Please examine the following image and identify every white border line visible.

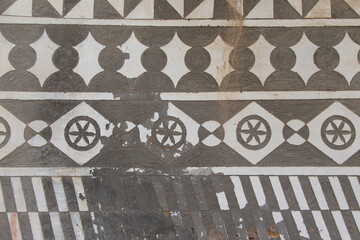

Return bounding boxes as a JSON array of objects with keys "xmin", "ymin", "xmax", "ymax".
[
  {"xmin": 1, "ymin": 16, "xmax": 360, "ymax": 27},
  {"xmin": 1, "ymin": 91, "xmax": 360, "ymax": 101},
  {"xmin": 0, "ymin": 167, "xmax": 359, "ymax": 176},
  {"xmin": 185, "ymin": 167, "xmax": 360, "ymax": 176},
  {"xmin": 0, "ymin": 167, "xmax": 95, "ymax": 176},
  {"xmin": 0, "ymin": 16, "xmax": 239, "ymax": 27}
]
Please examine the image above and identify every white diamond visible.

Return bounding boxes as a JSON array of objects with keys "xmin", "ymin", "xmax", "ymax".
[
  {"xmin": 307, "ymin": 102, "xmax": 360, "ymax": 165},
  {"xmin": 223, "ymin": 102, "xmax": 285, "ymax": 165},
  {"xmin": 161, "ymin": 33, "xmax": 191, "ymax": 87},
  {"xmin": 0, "ymin": 105, "xmax": 26, "ymax": 160},
  {"xmin": 204, "ymin": 35, "xmax": 234, "ymax": 86},
  {"xmin": 73, "ymin": 32, "xmax": 104, "ymax": 85},
  {"xmin": 334, "ymin": 33, "xmax": 360, "ymax": 85},
  {"xmin": 0, "ymin": 32, "xmax": 14, "ymax": 78},
  {"xmin": 249, "ymin": 35, "xmax": 275, "ymax": 85},
  {"xmin": 291, "ymin": 33, "xmax": 319, "ymax": 85},
  {"xmin": 50, "ymin": 102, "xmax": 113, "ymax": 165},
  {"xmin": 118, "ymin": 32, "xmax": 147, "ymax": 78},
  {"xmin": 29, "ymin": 30, "xmax": 59, "ymax": 86}
]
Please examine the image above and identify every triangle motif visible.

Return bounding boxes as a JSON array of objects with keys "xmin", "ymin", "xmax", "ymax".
[
  {"xmin": 245, "ymin": 0, "xmax": 273, "ymax": 18},
  {"xmin": 33, "ymin": 0, "xmax": 62, "ymax": 17},
  {"xmin": 288, "ymin": 0, "xmax": 302, "ymax": 15},
  {"xmin": 108, "ymin": 0, "xmax": 125, "ymax": 16},
  {"xmin": 126, "ymin": 0, "xmax": 154, "ymax": 19},
  {"xmin": 167, "ymin": 0, "xmax": 184, "ymax": 17},
  {"xmin": 186, "ymin": 0, "xmax": 215, "ymax": 19},
  {"xmin": 48, "ymin": 0, "xmax": 63, "ymax": 15},
  {"xmin": 3, "ymin": 0, "xmax": 32, "ymax": 16},
  {"xmin": 0, "ymin": 0, "xmax": 16, "ymax": 15},
  {"xmin": 65, "ymin": 0, "xmax": 94, "ymax": 18},
  {"xmin": 344, "ymin": 0, "xmax": 360, "ymax": 15},
  {"xmin": 305, "ymin": 0, "xmax": 331, "ymax": 18}
]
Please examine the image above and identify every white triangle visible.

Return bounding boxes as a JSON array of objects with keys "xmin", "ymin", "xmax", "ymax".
[
  {"xmin": 186, "ymin": 0, "xmax": 214, "ymax": 19},
  {"xmin": 306, "ymin": 0, "xmax": 331, "ymax": 18},
  {"xmin": 126, "ymin": 0, "xmax": 154, "ymax": 19},
  {"xmin": 48, "ymin": 0, "xmax": 63, "ymax": 15},
  {"xmin": 3, "ymin": 0, "xmax": 32, "ymax": 16},
  {"xmin": 107, "ymin": 0, "xmax": 125, "ymax": 16},
  {"xmin": 344, "ymin": 0, "xmax": 360, "ymax": 15},
  {"xmin": 246, "ymin": 0, "xmax": 273, "ymax": 19},
  {"xmin": 167, "ymin": 0, "xmax": 184, "ymax": 17},
  {"xmin": 288, "ymin": 0, "xmax": 302, "ymax": 15},
  {"xmin": 226, "ymin": 0, "xmax": 242, "ymax": 15},
  {"xmin": 65, "ymin": 0, "xmax": 94, "ymax": 18}
]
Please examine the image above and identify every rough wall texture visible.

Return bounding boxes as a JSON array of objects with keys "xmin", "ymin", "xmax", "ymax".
[{"xmin": 0, "ymin": 0, "xmax": 360, "ymax": 239}]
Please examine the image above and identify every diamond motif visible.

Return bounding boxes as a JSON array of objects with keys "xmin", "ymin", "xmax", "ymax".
[
  {"xmin": 204, "ymin": 35, "xmax": 234, "ymax": 86},
  {"xmin": 334, "ymin": 33, "xmax": 360, "ymax": 84},
  {"xmin": 118, "ymin": 32, "xmax": 147, "ymax": 78},
  {"xmin": 290, "ymin": 33, "xmax": 319, "ymax": 85},
  {"xmin": 223, "ymin": 102, "xmax": 285, "ymax": 164},
  {"xmin": 161, "ymin": 33, "xmax": 191, "ymax": 87},
  {"xmin": 249, "ymin": 35, "xmax": 275, "ymax": 85},
  {"xmin": 138, "ymin": 103, "xmax": 200, "ymax": 164},
  {"xmin": 0, "ymin": 31, "xmax": 14, "ymax": 78},
  {"xmin": 0, "ymin": 105, "xmax": 26, "ymax": 160},
  {"xmin": 50, "ymin": 102, "xmax": 113, "ymax": 165},
  {"xmin": 308, "ymin": 102, "xmax": 360, "ymax": 164},
  {"xmin": 73, "ymin": 32, "xmax": 104, "ymax": 85},
  {"xmin": 29, "ymin": 30, "xmax": 59, "ymax": 86}
]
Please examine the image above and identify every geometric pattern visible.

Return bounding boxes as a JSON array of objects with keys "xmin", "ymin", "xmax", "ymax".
[
  {"xmin": 1, "ymin": 26, "xmax": 360, "ymax": 92},
  {"xmin": 1, "ymin": 100, "xmax": 360, "ymax": 166},
  {"xmin": 50, "ymin": 102, "xmax": 113, "ymax": 165},
  {"xmin": 3, "ymin": 0, "xmax": 360, "ymax": 19},
  {"xmin": 0, "ymin": 173, "xmax": 360, "ymax": 239},
  {"xmin": 308, "ymin": 102, "xmax": 360, "ymax": 164},
  {"xmin": 2, "ymin": 0, "xmax": 360, "ymax": 237}
]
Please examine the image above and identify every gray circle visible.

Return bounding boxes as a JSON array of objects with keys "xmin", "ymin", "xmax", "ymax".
[
  {"xmin": 9, "ymin": 45, "xmax": 37, "ymax": 70},
  {"xmin": 185, "ymin": 47, "xmax": 211, "ymax": 72},
  {"xmin": 152, "ymin": 116, "xmax": 186, "ymax": 149},
  {"xmin": 229, "ymin": 47, "xmax": 255, "ymax": 71},
  {"xmin": 314, "ymin": 47, "xmax": 339, "ymax": 70},
  {"xmin": 52, "ymin": 46, "xmax": 79, "ymax": 70},
  {"xmin": 236, "ymin": 115, "xmax": 271, "ymax": 150},
  {"xmin": 141, "ymin": 47, "xmax": 167, "ymax": 72},
  {"xmin": 99, "ymin": 46, "xmax": 126, "ymax": 71},
  {"xmin": 64, "ymin": 116, "xmax": 100, "ymax": 151},
  {"xmin": 270, "ymin": 47, "xmax": 296, "ymax": 71},
  {"xmin": 321, "ymin": 115, "xmax": 355, "ymax": 150}
]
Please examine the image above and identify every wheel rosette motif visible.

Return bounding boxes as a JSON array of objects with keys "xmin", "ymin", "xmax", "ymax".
[
  {"xmin": 321, "ymin": 115, "xmax": 355, "ymax": 150},
  {"xmin": 64, "ymin": 116, "xmax": 100, "ymax": 151},
  {"xmin": 152, "ymin": 116, "xmax": 186, "ymax": 149},
  {"xmin": 236, "ymin": 115, "xmax": 271, "ymax": 150},
  {"xmin": 0, "ymin": 117, "xmax": 10, "ymax": 149}
]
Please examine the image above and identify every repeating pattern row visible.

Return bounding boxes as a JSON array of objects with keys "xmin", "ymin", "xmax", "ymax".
[
  {"xmin": 2, "ymin": 0, "xmax": 360, "ymax": 19},
  {"xmin": 1, "ymin": 100, "xmax": 360, "ymax": 166},
  {"xmin": 1, "ymin": 174, "xmax": 360, "ymax": 239},
  {"xmin": 1, "ymin": 26, "xmax": 360, "ymax": 92},
  {"xmin": 4, "ymin": 210, "xmax": 360, "ymax": 239}
]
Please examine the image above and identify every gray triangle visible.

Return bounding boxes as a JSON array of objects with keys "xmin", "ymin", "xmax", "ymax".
[
  {"xmin": 303, "ymin": 0, "xmax": 319, "ymax": 16},
  {"xmin": 0, "ymin": 0, "xmax": 16, "ymax": 14}
]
